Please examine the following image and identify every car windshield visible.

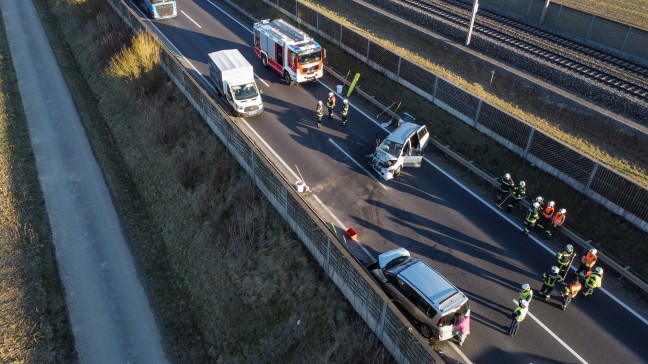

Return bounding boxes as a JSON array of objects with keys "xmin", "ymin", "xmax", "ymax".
[
  {"xmin": 298, "ymin": 50, "xmax": 321, "ymax": 65},
  {"xmin": 231, "ymin": 83, "xmax": 258, "ymax": 100},
  {"xmin": 379, "ymin": 140, "xmax": 403, "ymax": 158}
]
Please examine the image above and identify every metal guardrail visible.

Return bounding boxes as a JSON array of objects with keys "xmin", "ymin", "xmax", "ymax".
[{"xmin": 326, "ymin": 66, "xmax": 648, "ymax": 296}]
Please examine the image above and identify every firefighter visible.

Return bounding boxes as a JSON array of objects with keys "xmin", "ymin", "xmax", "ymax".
[
  {"xmin": 508, "ymin": 299, "xmax": 528, "ymax": 337},
  {"xmin": 316, "ymin": 100, "xmax": 324, "ymax": 128},
  {"xmin": 561, "ymin": 276, "xmax": 582, "ymax": 310},
  {"xmin": 556, "ymin": 244, "xmax": 575, "ymax": 278},
  {"xmin": 340, "ymin": 99, "xmax": 349, "ymax": 126},
  {"xmin": 546, "ymin": 208, "xmax": 566, "ymax": 237},
  {"xmin": 539, "ymin": 266, "xmax": 563, "ymax": 300},
  {"xmin": 523, "ymin": 202, "xmax": 540, "ymax": 235},
  {"xmin": 507, "ymin": 181, "xmax": 526, "ymax": 212},
  {"xmin": 496, "ymin": 173, "xmax": 515, "ymax": 204},
  {"xmin": 575, "ymin": 248, "xmax": 598, "ymax": 277},
  {"xmin": 327, "ymin": 92, "xmax": 336, "ymax": 118},
  {"xmin": 582, "ymin": 267, "xmax": 604, "ymax": 299},
  {"xmin": 538, "ymin": 201, "xmax": 555, "ymax": 231},
  {"xmin": 534, "ymin": 196, "xmax": 545, "ymax": 209},
  {"xmin": 519, "ymin": 283, "xmax": 533, "ymax": 306}
]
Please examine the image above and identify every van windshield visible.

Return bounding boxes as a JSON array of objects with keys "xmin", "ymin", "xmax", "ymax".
[
  {"xmin": 379, "ymin": 140, "xmax": 403, "ymax": 158},
  {"xmin": 231, "ymin": 83, "xmax": 259, "ymax": 100}
]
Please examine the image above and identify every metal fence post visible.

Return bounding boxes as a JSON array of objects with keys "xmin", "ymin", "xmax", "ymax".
[
  {"xmin": 621, "ymin": 26, "xmax": 632, "ymax": 52},
  {"xmin": 432, "ymin": 77, "xmax": 439, "ymax": 101},
  {"xmin": 473, "ymin": 99, "xmax": 483, "ymax": 127},
  {"xmin": 396, "ymin": 57, "xmax": 402, "ymax": 81},
  {"xmin": 523, "ymin": 128, "xmax": 535, "ymax": 158},
  {"xmin": 583, "ymin": 164, "xmax": 599, "ymax": 192},
  {"xmin": 585, "ymin": 15, "xmax": 595, "ymax": 40}
]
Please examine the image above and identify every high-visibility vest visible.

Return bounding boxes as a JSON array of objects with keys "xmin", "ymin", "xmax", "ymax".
[
  {"xmin": 519, "ymin": 289, "xmax": 532, "ymax": 303},
  {"xmin": 316, "ymin": 104, "xmax": 323, "ymax": 117},
  {"xmin": 341, "ymin": 104, "xmax": 349, "ymax": 116},
  {"xmin": 542, "ymin": 206, "xmax": 555, "ymax": 219},
  {"xmin": 525, "ymin": 208, "xmax": 538, "ymax": 223},
  {"xmin": 581, "ymin": 252, "xmax": 597, "ymax": 267},
  {"xmin": 556, "ymin": 251, "xmax": 575, "ymax": 266},
  {"xmin": 562, "ymin": 281, "xmax": 582, "ymax": 298},
  {"xmin": 542, "ymin": 272, "xmax": 562, "ymax": 287},
  {"xmin": 585, "ymin": 273, "xmax": 602, "ymax": 288},
  {"xmin": 552, "ymin": 212, "xmax": 566, "ymax": 227},
  {"xmin": 327, "ymin": 95, "xmax": 336, "ymax": 108},
  {"xmin": 513, "ymin": 306, "xmax": 528, "ymax": 322}
]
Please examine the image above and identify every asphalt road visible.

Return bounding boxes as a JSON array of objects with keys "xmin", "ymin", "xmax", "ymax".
[
  {"xmin": 1, "ymin": 0, "xmax": 167, "ymax": 362},
  {"xmin": 137, "ymin": 1, "xmax": 648, "ymax": 363}
]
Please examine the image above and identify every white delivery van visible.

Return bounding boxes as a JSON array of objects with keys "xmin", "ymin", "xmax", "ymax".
[
  {"xmin": 371, "ymin": 118, "xmax": 430, "ymax": 180},
  {"xmin": 208, "ymin": 49, "xmax": 264, "ymax": 117}
]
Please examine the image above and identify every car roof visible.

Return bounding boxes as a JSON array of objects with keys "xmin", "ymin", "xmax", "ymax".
[
  {"xmin": 385, "ymin": 122, "xmax": 420, "ymax": 143},
  {"xmin": 399, "ymin": 261, "xmax": 466, "ymax": 311}
]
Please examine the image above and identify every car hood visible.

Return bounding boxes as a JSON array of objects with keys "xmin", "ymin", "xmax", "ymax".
[{"xmin": 378, "ymin": 247, "xmax": 410, "ymax": 268}]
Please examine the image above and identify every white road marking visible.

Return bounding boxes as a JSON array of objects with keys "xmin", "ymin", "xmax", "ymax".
[
  {"xmin": 240, "ymin": 119, "xmax": 301, "ymax": 182},
  {"xmin": 255, "ymin": 74, "xmax": 269, "ymax": 87},
  {"xmin": 511, "ymin": 300, "xmax": 588, "ymax": 364},
  {"xmin": 328, "ymin": 139, "xmax": 388, "ymax": 190},
  {"xmin": 448, "ymin": 341, "xmax": 474, "ymax": 364},
  {"xmin": 181, "ymin": 10, "xmax": 202, "ymax": 28}
]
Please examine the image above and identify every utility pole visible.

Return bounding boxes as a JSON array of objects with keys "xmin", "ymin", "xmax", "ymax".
[{"xmin": 466, "ymin": 0, "xmax": 480, "ymax": 46}]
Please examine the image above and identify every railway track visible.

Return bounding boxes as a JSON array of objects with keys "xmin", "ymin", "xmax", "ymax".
[{"xmin": 393, "ymin": 0, "xmax": 648, "ymax": 103}]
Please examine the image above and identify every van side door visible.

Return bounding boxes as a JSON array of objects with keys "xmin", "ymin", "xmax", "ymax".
[{"xmin": 402, "ymin": 126, "xmax": 429, "ymax": 167}]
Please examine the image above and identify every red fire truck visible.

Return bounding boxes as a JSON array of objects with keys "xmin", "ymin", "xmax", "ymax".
[{"xmin": 253, "ymin": 19, "xmax": 324, "ymax": 85}]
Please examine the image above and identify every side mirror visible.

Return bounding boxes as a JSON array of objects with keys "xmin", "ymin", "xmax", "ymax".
[{"xmin": 323, "ymin": 48, "xmax": 327, "ymax": 60}]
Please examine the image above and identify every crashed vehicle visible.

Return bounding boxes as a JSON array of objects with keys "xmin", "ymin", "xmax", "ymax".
[
  {"xmin": 367, "ymin": 248, "xmax": 470, "ymax": 340},
  {"xmin": 371, "ymin": 117, "xmax": 430, "ymax": 180}
]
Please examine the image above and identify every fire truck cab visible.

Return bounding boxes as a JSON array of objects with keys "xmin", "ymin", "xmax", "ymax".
[{"xmin": 253, "ymin": 19, "xmax": 324, "ymax": 85}]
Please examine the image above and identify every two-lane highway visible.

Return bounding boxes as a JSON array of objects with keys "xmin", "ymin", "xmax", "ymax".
[{"xmin": 134, "ymin": 0, "xmax": 648, "ymax": 362}]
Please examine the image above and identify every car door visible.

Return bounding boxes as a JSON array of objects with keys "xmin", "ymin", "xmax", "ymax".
[{"xmin": 402, "ymin": 126, "xmax": 429, "ymax": 167}]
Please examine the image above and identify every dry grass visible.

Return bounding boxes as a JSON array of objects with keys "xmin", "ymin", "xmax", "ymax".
[
  {"xmin": 556, "ymin": 0, "xmax": 648, "ymax": 30},
  {"xmin": 38, "ymin": 0, "xmax": 394, "ymax": 362},
  {"xmin": 107, "ymin": 31, "xmax": 163, "ymax": 93},
  {"xmin": 0, "ymin": 13, "xmax": 74, "ymax": 363}
]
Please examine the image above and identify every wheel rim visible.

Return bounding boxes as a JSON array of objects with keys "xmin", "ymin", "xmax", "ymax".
[
  {"xmin": 262, "ymin": 56, "xmax": 267, "ymax": 67},
  {"xmin": 284, "ymin": 72, "xmax": 291, "ymax": 84},
  {"xmin": 420, "ymin": 324, "xmax": 432, "ymax": 338}
]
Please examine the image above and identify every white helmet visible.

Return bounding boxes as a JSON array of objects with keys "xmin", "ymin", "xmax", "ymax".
[
  {"xmin": 565, "ymin": 244, "xmax": 573, "ymax": 252},
  {"xmin": 519, "ymin": 181, "xmax": 525, "ymax": 187},
  {"xmin": 559, "ymin": 209, "xmax": 566, "ymax": 214},
  {"xmin": 551, "ymin": 266, "xmax": 559, "ymax": 274},
  {"xmin": 548, "ymin": 201, "xmax": 555, "ymax": 207},
  {"xmin": 532, "ymin": 202, "xmax": 540, "ymax": 209},
  {"xmin": 535, "ymin": 196, "xmax": 543, "ymax": 203},
  {"xmin": 595, "ymin": 267, "xmax": 603, "ymax": 275},
  {"xmin": 520, "ymin": 299, "xmax": 528, "ymax": 308},
  {"xmin": 504, "ymin": 173, "xmax": 511, "ymax": 180},
  {"xmin": 343, "ymin": 99, "xmax": 349, "ymax": 104},
  {"xmin": 521, "ymin": 283, "xmax": 530, "ymax": 291},
  {"xmin": 318, "ymin": 100, "xmax": 323, "ymax": 106},
  {"xmin": 590, "ymin": 248, "xmax": 597, "ymax": 255},
  {"xmin": 328, "ymin": 92, "xmax": 333, "ymax": 97}
]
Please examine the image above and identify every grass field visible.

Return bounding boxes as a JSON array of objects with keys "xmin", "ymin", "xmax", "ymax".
[
  {"xmin": 224, "ymin": 0, "xmax": 648, "ymax": 280},
  {"xmin": 0, "ymin": 12, "xmax": 75, "ymax": 363},
  {"xmin": 556, "ymin": 0, "xmax": 648, "ymax": 30},
  {"xmin": 32, "ymin": 0, "xmax": 394, "ymax": 362}
]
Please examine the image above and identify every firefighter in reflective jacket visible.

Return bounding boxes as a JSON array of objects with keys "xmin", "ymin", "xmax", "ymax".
[
  {"xmin": 523, "ymin": 202, "xmax": 540, "ymax": 235},
  {"xmin": 583, "ymin": 267, "xmax": 603, "ymax": 299},
  {"xmin": 556, "ymin": 244, "xmax": 575, "ymax": 278},
  {"xmin": 561, "ymin": 276, "xmax": 582, "ymax": 310},
  {"xmin": 538, "ymin": 201, "xmax": 555, "ymax": 230},
  {"xmin": 341, "ymin": 99, "xmax": 349, "ymax": 126},
  {"xmin": 519, "ymin": 283, "xmax": 533, "ymax": 306},
  {"xmin": 539, "ymin": 266, "xmax": 563, "ymax": 300},
  {"xmin": 327, "ymin": 92, "xmax": 336, "ymax": 118},
  {"xmin": 316, "ymin": 100, "xmax": 324, "ymax": 128},
  {"xmin": 507, "ymin": 181, "xmax": 526, "ymax": 212},
  {"xmin": 575, "ymin": 248, "xmax": 598, "ymax": 277},
  {"xmin": 508, "ymin": 299, "xmax": 528, "ymax": 337},
  {"xmin": 496, "ymin": 173, "xmax": 515, "ymax": 203},
  {"xmin": 547, "ymin": 208, "xmax": 566, "ymax": 237}
]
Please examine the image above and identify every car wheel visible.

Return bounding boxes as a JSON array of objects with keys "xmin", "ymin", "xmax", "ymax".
[
  {"xmin": 420, "ymin": 323, "xmax": 433, "ymax": 338},
  {"xmin": 284, "ymin": 71, "xmax": 292, "ymax": 85},
  {"xmin": 262, "ymin": 55, "xmax": 268, "ymax": 68}
]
